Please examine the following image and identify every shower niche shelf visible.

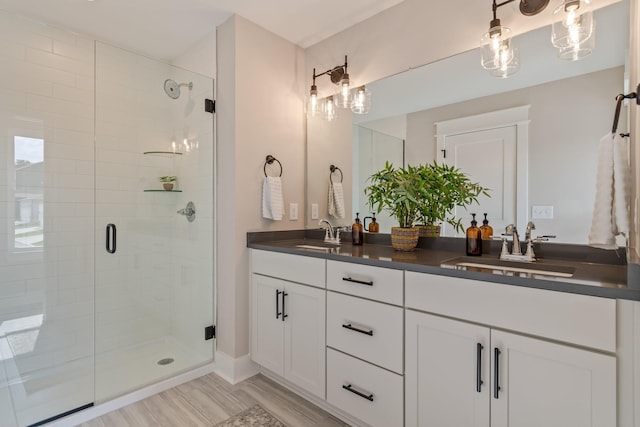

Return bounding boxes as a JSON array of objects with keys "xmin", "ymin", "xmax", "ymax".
[
  {"xmin": 143, "ymin": 151, "xmax": 183, "ymax": 157},
  {"xmin": 143, "ymin": 189, "xmax": 182, "ymax": 192}
]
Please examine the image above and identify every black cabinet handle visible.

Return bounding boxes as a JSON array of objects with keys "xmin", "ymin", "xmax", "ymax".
[
  {"xmin": 494, "ymin": 347, "xmax": 501, "ymax": 399},
  {"xmin": 342, "ymin": 384, "xmax": 374, "ymax": 402},
  {"xmin": 106, "ymin": 224, "xmax": 116, "ymax": 254},
  {"xmin": 342, "ymin": 277, "xmax": 373, "ymax": 286},
  {"xmin": 282, "ymin": 292, "xmax": 288, "ymax": 321},
  {"xmin": 342, "ymin": 323, "xmax": 373, "ymax": 336},
  {"xmin": 276, "ymin": 290, "xmax": 282, "ymax": 319},
  {"xmin": 477, "ymin": 343, "xmax": 484, "ymax": 393}
]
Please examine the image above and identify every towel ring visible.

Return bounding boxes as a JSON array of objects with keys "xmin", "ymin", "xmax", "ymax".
[
  {"xmin": 329, "ymin": 165, "xmax": 343, "ymax": 183},
  {"xmin": 264, "ymin": 155, "xmax": 282, "ymax": 177}
]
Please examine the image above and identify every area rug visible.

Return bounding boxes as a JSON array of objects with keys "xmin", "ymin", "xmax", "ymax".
[{"xmin": 215, "ymin": 404, "xmax": 287, "ymax": 427}]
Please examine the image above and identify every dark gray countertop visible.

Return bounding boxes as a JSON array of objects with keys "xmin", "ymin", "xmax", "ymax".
[{"xmin": 247, "ymin": 230, "xmax": 639, "ymax": 301}]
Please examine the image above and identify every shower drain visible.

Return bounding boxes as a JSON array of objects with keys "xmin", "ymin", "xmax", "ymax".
[{"xmin": 157, "ymin": 358, "xmax": 175, "ymax": 366}]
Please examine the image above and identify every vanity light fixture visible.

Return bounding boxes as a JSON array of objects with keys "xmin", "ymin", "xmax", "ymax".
[
  {"xmin": 480, "ymin": 0, "xmax": 549, "ymax": 78},
  {"xmin": 552, "ymin": 0, "xmax": 595, "ymax": 60},
  {"xmin": 306, "ymin": 55, "xmax": 371, "ymax": 119}
]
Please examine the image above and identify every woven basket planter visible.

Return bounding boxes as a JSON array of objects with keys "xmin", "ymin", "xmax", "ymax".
[
  {"xmin": 391, "ymin": 226, "xmax": 419, "ymax": 251},
  {"xmin": 416, "ymin": 224, "xmax": 441, "ymax": 238}
]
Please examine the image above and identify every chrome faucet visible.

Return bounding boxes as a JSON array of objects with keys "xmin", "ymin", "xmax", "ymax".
[
  {"xmin": 505, "ymin": 224, "xmax": 521, "ymax": 255},
  {"xmin": 525, "ymin": 221, "xmax": 536, "ymax": 242},
  {"xmin": 319, "ymin": 219, "xmax": 340, "ymax": 244},
  {"xmin": 501, "ymin": 223, "xmax": 537, "ymax": 262}
]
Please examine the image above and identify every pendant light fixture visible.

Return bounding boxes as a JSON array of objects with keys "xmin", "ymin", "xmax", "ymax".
[
  {"xmin": 552, "ymin": 0, "xmax": 594, "ymax": 60},
  {"xmin": 480, "ymin": 0, "xmax": 549, "ymax": 78},
  {"xmin": 306, "ymin": 55, "xmax": 371, "ymax": 120}
]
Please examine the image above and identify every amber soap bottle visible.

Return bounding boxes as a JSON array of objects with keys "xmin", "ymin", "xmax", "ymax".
[
  {"xmin": 466, "ymin": 213, "xmax": 482, "ymax": 256},
  {"xmin": 352, "ymin": 213, "xmax": 364, "ymax": 245},
  {"xmin": 480, "ymin": 213, "xmax": 493, "ymax": 240},
  {"xmin": 368, "ymin": 213, "xmax": 379, "ymax": 233}
]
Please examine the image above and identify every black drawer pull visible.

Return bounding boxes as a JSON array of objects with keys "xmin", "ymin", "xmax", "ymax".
[
  {"xmin": 342, "ymin": 323, "xmax": 373, "ymax": 336},
  {"xmin": 494, "ymin": 347, "xmax": 501, "ymax": 399},
  {"xmin": 342, "ymin": 384, "xmax": 374, "ymax": 402},
  {"xmin": 476, "ymin": 343, "xmax": 484, "ymax": 393},
  {"xmin": 276, "ymin": 290, "xmax": 282, "ymax": 319},
  {"xmin": 106, "ymin": 224, "xmax": 116, "ymax": 254},
  {"xmin": 282, "ymin": 292, "xmax": 288, "ymax": 321},
  {"xmin": 342, "ymin": 277, "xmax": 373, "ymax": 286}
]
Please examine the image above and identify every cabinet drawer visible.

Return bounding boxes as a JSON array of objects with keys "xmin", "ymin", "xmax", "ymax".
[
  {"xmin": 327, "ymin": 348, "xmax": 403, "ymax": 427},
  {"xmin": 405, "ymin": 271, "xmax": 616, "ymax": 352},
  {"xmin": 327, "ymin": 260, "xmax": 403, "ymax": 305},
  {"xmin": 251, "ymin": 249, "xmax": 325, "ymax": 288},
  {"xmin": 327, "ymin": 292, "xmax": 403, "ymax": 373}
]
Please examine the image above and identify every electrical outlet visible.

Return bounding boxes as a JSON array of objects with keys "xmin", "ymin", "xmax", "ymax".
[
  {"xmin": 531, "ymin": 205, "xmax": 554, "ymax": 219},
  {"xmin": 289, "ymin": 203, "xmax": 298, "ymax": 220},
  {"xmin": 311, "ymin": 203, "xmax": 319, "ymax": 220}
]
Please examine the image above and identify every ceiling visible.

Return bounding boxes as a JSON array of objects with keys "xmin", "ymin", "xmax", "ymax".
[{"xmin": 0, "ymin": 0, "xmax": 405, "ymax": 61}]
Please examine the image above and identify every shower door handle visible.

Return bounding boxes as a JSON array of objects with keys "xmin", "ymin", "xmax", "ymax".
[{"xmin": 106, "ymin": 224, "xmax": 116, "ymax": 254}]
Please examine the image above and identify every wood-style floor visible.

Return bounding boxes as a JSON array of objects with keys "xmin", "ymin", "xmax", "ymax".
[{"xmin": 78, "ymin": 373, "xmax": 350, "ymax": 427}]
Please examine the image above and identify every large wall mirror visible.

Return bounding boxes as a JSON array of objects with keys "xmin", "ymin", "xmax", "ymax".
[{"xmin": 306, "ymin": 0, "xmax": 629, "ymax": 244}]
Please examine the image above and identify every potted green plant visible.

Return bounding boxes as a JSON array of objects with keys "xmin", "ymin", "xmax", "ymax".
[
  {"xmin": 415, "ymin": 162, "xmax": 489, "ymax": 237},
  {"xmin": 365, "ymin": 162, "xmax": 489, "ymax": 250},
  {"xmin": 365, "ymin": 162, "xmax": 428, "ymax": 251},
  {"xmin": 159, "ymin": 175, "xmax": 177, "ymax": 191}
]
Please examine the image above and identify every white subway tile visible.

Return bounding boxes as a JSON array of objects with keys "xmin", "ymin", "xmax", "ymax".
[{"xmin": 25, "ymin": 48, "xmax": 93, "ymax": 77}]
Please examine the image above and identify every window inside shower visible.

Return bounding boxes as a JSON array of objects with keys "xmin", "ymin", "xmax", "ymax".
[{"xmin": 13, "ymin": 136, "xmax": 44, "ymax": 251}]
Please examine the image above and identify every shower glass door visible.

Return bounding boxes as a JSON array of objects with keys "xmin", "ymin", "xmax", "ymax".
[
  {"xmin": 0, "ymin": 13, "xmax": 96, "ymax": 427},
  {"xmin": 94, "ymin": 42, "xmax": 214, "ymax": 402}
]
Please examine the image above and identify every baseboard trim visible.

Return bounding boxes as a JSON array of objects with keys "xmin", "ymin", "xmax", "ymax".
[
  {"xmin": 212, "ymin": 351, "xmax": 260, "ymax": 384},
  {"xmin": 47, "ymin": 363, "xmax": 215, "ymax": 427}
]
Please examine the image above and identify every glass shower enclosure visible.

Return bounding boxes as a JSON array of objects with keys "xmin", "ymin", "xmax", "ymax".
[{"xmin": 0, "ymin": 15, "xmax": 214, "ymax": 427}]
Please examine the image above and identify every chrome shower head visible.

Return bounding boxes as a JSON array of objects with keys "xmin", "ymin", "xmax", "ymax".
[{"xmin": 164, "ymin": 79, "xmax": 193, "ymax": 99}]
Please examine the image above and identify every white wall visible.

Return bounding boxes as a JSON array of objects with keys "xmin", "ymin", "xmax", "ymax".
[
  {"xmin": 216, "ymin": 15, "xmax": 305, "ymax": 360},
  {"xmin": 172, "ymin": 31, "xmax": 216, "ymax": 79}
]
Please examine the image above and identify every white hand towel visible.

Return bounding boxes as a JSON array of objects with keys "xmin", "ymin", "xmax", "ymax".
[
  {"xmin": 612, "ymin": 133, "xmax": 631, "ymax": 236},
  {"xmin": 262, "ymin": 176, "xmax": 284, "ymax": 220},
  {"xmin": 328, "ymin": 181, "xmax": 345, "ymax": 219},
  {"xmin": 588, "ymin": 133, "xmax": 630, "ymax": 249}
]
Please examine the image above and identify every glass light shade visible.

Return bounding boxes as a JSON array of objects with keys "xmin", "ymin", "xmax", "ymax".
[
  {"xmin": 557, "ymin": 22, "xmax": 595, "ymax": 60},
  {"xmin": 480, "ymin": 25, "xmax": 515, "ymax": 71},
  {"xmin": 305, "ymin": 85, "xmax": 323, "ymax": 117},
  {"xmin": 334, "ymin": 74, "xmax": 351, "ymax": 108},
  {"xmin": 551, "ymin": 0, "xmax": 593, "ymax": 49},
  {"xmin": 350, "ymin": 85, "xmax": 371, "ymax": 114},
  {"xmin": 491, "ymin": 47, "xmax": 520, "ymax": 78},
  {"xmin": 323, "ymin": 96, "xmax": 338, "ymax": 121}
]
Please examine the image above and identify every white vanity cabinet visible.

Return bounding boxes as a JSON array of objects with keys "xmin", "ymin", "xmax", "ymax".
[
  {"xmin": 325, "ymin": 260, "xmax": 404, "ymax": 427},
  {"xmin": 250, "ymin": 250, "xmax": 326, "ymax": 399},
  {"xmin": 405, "ymin": 272, "xmax": 617, "ymax": 427}
]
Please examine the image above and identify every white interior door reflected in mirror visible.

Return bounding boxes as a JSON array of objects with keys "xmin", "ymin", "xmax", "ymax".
[
  {"xmin": 443, "ymin": 126, "xmax": 517, "ymax": 237},
  {"xmin": 436, "ymin": 106, "xmax": 529, "ymax": 238}
]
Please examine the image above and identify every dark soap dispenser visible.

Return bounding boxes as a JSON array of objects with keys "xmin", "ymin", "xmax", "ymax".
[
  {"xmin": 352, "ymin": 212, "xmax": 364, "ymax": 245},
  {"xmin": 466, "ymin": 213, "xmax": 482, "ymax": 256}
]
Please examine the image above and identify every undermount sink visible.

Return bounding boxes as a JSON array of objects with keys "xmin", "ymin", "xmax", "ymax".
[
  {"xmin": 295, "ymin": 243, "xmax": 340, "ymax": 252},
  {"xmin": 441, "ymin": 256, "xmax": 575, "ymax": 278}
]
